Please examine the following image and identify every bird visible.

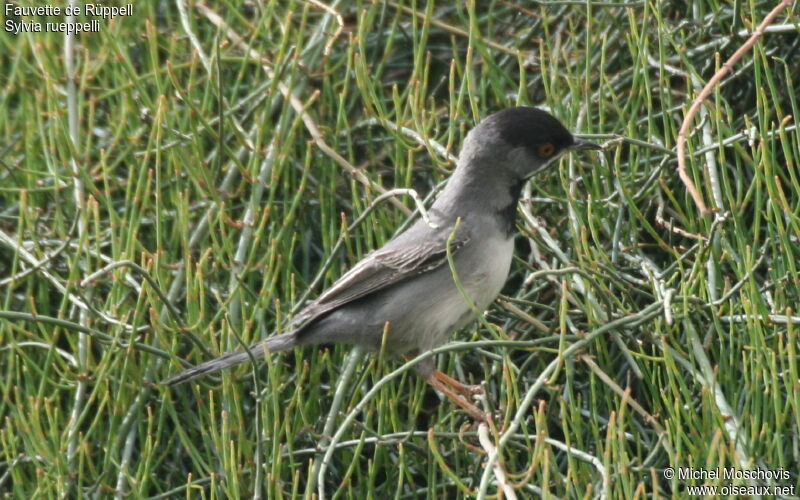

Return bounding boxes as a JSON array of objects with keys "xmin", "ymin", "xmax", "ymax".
[{"xmin": 163, "ymin": 107, "xmax": 601, "ymax": 421}]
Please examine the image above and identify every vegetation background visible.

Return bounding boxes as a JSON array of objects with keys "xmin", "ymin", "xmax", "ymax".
[{"xmin": 1, "ymin": 0, "xmax": 799, "ymax": 498}]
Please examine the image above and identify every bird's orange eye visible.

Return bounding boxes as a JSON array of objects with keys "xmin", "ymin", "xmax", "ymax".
[{"xmin": 537, "ymin": 143, "xmax": 556, "ymax": 158}]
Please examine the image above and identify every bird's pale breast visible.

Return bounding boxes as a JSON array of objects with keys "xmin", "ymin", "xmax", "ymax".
[{"xmin": 393, "ymin": 226, "xmax": 514, "ymax": 353}]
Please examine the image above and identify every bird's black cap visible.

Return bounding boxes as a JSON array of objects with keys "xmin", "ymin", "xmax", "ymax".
[{"xmin": 487, "ymin": 106, "xmax": 600, "ymax": 152}]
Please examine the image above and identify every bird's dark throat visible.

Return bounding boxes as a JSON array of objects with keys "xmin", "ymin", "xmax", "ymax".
[{"xmin": 496, "ymin": 178, "xmax": 526, "ymax": 237}]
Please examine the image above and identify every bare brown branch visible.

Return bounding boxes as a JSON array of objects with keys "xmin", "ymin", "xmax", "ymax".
[{"xmin": 676, "ymin": 0, "xmax": 795, "ymax": 216}]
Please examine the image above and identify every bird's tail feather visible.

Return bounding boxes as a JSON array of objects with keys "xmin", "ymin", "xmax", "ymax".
[{"xmin": 162, "ymin": 331, "xmax": 298, "ymax": 386}]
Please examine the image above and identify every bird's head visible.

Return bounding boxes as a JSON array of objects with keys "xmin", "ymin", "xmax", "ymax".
[{"xmin": 460, "ymin": 106, "xmax": 601, "ymax": 181}]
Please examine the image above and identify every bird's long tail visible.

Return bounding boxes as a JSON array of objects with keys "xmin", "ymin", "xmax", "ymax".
[{"xmin": 162, "ymin": 331, "xmax": 299, "ymax": 386}]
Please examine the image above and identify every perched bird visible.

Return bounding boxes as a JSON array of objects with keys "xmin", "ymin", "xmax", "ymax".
[{"xmin": 164, "ymin": 107, "xmax": 601, "ymax": 420}]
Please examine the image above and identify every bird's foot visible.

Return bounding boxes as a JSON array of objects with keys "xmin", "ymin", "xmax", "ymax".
[
  {"xmin": 425, "ymin": 372, "xmax": 487, "ymax": 422},
  {"xmin": 433, "ymin": 370, "xmax": 484, "ymax": 396}
]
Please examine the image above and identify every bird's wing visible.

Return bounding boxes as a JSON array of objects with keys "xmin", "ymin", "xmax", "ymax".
[{"xmin": 288, "ymin": 221, "xmax": 470, "ymax": 329}]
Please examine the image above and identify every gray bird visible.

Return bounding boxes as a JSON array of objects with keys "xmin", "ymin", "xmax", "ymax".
[{"xmin": 163, "ymin": 107, "xmax": 601, "ymax": 420}]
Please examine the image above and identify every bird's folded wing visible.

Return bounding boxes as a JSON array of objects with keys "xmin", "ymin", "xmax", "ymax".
[{"xmin": 288, "ymin": 222, "xmax": 470, "ymax": 329}]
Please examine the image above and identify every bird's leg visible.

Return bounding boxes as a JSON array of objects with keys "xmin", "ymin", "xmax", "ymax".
[
  {"xmin": 407, "ymin": 355, "xmax": 487, "ymax": 421},
  {"xmin": 424, "ymin": 372, "xmax": 487, "ymax": 422},
  {"xmin": 433, "ymin": 370, "xmax": 483, "ymax": 396},
  {"xmin": 404, "ymin": 355, "xmax": 483, "ymax": 396}
]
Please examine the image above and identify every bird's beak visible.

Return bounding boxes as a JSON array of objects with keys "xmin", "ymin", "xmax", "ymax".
[{"xmin": 571, "ymin": 137, "xmax": 602, "ymax": 151}]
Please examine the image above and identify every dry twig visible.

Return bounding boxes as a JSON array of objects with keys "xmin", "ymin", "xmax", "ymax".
[{"xmin": 676, "ymin": 0, "xmax": 795, "ymax": 215}]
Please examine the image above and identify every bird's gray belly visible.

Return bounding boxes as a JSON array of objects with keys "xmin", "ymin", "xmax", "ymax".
[{"xmin": 305, "ymin": 235, "xmax": 514, "ymax": 354}]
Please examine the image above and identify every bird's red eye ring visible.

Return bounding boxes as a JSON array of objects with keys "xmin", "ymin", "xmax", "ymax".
[{"xmin": 537, "ymin": 143, "xmax": 556, "ymax": 158}]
